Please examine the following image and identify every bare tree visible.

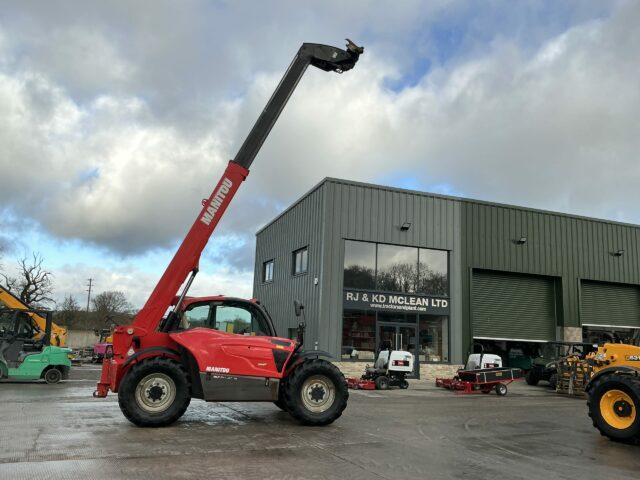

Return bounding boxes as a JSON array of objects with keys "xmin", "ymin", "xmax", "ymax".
[
  {"xmin": 55, "ymin": 294, "xmax": 82, "ymax": 326},
  {"xmin": 1, "ymin": 253, "xmax": 54, "ymax": 307},
  {"xmin": 92, "ymin": 291, "xmax": 133, "ymax": 315},
  {"xmin": 60, "ymin": 294, "xmax": 81, "ymax": 312}
]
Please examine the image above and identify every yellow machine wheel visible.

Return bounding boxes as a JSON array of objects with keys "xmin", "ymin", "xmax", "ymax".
[
  {"xmin": 587, "ymin": 373, "xmax": 640, "ymax": 444},
  {"xmin": 599, "ymin": 389, "xmax": 636, "ymax": 430}
]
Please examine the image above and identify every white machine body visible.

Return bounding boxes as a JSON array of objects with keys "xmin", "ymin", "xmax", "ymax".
[
  {"xmin": 466, "ymin": 353, "xmax": 502, "ymax": 370},
  {"xmin": 376, "ymin": 350, "xmax": 414, "ymax": 373}
]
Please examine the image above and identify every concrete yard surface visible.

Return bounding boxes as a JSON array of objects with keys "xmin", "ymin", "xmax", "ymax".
[{"xmin": 1, "ymin": 366, "xmax": 639, "ymax": 480}]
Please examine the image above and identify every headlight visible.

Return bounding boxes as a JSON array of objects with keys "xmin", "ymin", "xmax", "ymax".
[{"xmin": 595, "ymin": 353, "xmax": 607, "ymax": 361}]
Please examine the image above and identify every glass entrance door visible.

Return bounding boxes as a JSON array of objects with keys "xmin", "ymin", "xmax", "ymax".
[{"xmin": 377, "ymin": 322, "xmax": 419, "ymax": 378}]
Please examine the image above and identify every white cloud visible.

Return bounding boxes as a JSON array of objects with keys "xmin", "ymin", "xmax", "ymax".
[
  {"xmin": 48, "ymin": 262, "xmax": 253, "ymax": 309},
  {"xmin": 0, "ymin": 0, "xmax": 638, "ymax": 288}
]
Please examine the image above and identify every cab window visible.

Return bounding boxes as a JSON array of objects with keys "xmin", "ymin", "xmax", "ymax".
[
  {"xmin": 17, "ymin": 313, "xmax": 36, "ymax": 338},
  {"xmin": 0, "ymin": 312, "xmax": 14, "ymax": 337},
  {"xmin": 181, "ymin": 302, "xmax": 270, "ymax": 336},
  {"xmin": 182, "ymin": 304, "xmax": 212, "ymax": 329}
]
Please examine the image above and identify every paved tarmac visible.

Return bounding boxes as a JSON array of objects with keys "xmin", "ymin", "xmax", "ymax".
[{"xmin": 0, "ymin": 365, "xmax": 638, "ymax": 480}]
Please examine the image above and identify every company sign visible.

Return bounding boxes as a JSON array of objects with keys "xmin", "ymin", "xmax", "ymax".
[{"xmin": 343, "ymin": 289, "xmax": 450, "ymax": 315}]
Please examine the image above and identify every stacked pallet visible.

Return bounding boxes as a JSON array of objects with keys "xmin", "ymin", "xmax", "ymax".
[{"xmin": 556, "ymin": 355, "xmax": 593, "ymax": 397}]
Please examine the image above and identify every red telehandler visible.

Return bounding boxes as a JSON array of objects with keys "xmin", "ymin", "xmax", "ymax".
[{"xmin": 95, "ymin": 40, "xmax": 363, "ymax": 427}]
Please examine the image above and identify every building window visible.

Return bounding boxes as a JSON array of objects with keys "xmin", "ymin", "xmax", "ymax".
[
  {"xmin": 376, "ymin": 244, "xmax": 418, "ymax": 293},
  {"xmin": 292, "ymin": 247, "xmax": 308, "ymax": 275},
  {"xmin": 344, "ymin": 240, "xmax": 376, "ymax": 289},
  {"xmin": 342, "ymin": 310, "xmax": 376, "ymax": 361},
  {"xmin": 343, "ymin": 240, "xmax": 449, "ymax": 296},
  {"xmin": 262, "ymin": 260, "xmax": 274, "ymax": 283},
  {"xmin": 418, "ymin": 248, "xmax": 448, "ymax": 295},
  {"xmin": 418, "ymin": 315, "xmax": 449, "ymax": 362}
]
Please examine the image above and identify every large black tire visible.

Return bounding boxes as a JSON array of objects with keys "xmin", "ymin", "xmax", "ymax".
[
  {"xmin": 526, "ymin": 369, "xmax": 540, "ymax": 386},
  {"xmin": 118, "ymin": 357, "xmax": 191, "ymax": 428},
  {"xmin": 375, "ymin": 376, "xmax": 390, "ymax": 390},
  {"xmin": 587, "ymin": 374, "xmax": 640, "ymax": 444},
  {"xmin": 282, "ymin": 359, "xmax": 348, "ymax": 426},
  {"xmin": 274, "ymin": 399, "xmax": 288, "ymax": 411},
  {"xmin": 44, "ymin": 367, "xmax": 62, "ymax": 384}
]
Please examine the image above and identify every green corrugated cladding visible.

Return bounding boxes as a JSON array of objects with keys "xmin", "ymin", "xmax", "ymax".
[
  {"xmin": 472, "ymin": 270, "xmax": 557, "ymax": 341},
  {"xmin": 581, "ymin": 280, "xmax": 640, "ymax": 327},
  {"xmin": 255, "ymin": 177, "xmax": 640, "ymax": 363},
  {"xmin": 461, "ymin": 201, "xmax": 640, "ymax": 353}
]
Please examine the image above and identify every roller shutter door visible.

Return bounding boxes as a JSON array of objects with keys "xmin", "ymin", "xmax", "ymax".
[
  {"xmin": 472, "ymin": 270, "xmax": 557, "ymax": 341},
  {"xmin": 580, "ymin": 280, "xmax": 640, "ymax": 328}
]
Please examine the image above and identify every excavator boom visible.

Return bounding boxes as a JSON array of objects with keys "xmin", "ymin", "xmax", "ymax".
[{"xmin": 0, "ymin": 285, "xmax": 67, "ymax": 346}]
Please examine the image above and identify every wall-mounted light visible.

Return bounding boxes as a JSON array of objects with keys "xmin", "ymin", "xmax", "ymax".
[
  {"xmin": 515, "ymin": 236, "xmax": 527, "ymax": 245},
  {"xmin": 400, "ymin": 222, "xmax": 412, "ymax": 231},
  {"xmin": 613, "ymin": 249, "xmax": 625, "ymax": 257}
]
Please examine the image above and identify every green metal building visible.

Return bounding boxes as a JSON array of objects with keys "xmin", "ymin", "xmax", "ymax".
[{"xmin": 253, "ymin": 178, "xmax": 640, "ymax": 373}]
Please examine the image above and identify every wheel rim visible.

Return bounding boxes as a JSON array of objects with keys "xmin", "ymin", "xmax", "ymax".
[
  {"xmin": 46, "ymin": 370, "xmax": 60, "ymax": 382},
  {"xmin": 600, "ymin": 389, "xmax": 636, "ymax": 430},
  {"xmin": 301, "ymin": 375, "xmax": 336, "ymax": 413},
  {"xmin": 135, "ymin": 373, "xmax": 176, "ymax": 414}
]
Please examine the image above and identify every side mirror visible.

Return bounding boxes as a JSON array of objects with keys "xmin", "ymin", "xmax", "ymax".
[{"xmin": 294, "ymin": 300, "xmax": 304, "ymax": 317}]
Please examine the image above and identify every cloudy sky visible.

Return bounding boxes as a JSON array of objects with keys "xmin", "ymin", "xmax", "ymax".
[{"xmin": 0, "ymin": 1, "xmax": 638, "ymax": 308}]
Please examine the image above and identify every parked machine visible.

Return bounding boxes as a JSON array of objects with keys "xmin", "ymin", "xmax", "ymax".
[
  {"xmin": 349, "ymin": 348, "xmax": 414, "ymax": 390},
  {"xmin": 436, "ymin": 350, "xmax": 523, "ymax": 396},
  {"xmin": 94, "ymin": 39, "xmax": 363, "ymax": 427},
  {"xmin": 586, "ymin": 339, "xmax": 640, "ymax": 444},
  {"xmin": 0, "ymin": 285, "xmax": 67, "ymax": 346},
  {"xmin": 93, "ymin": 328, "xmax": 113, "ymax": 363},
  {"xmin": 526, "ymin": 341, "xmax": 596, "ymax": 390},
  {"xmin": 0, "ymin": 308, "xmax": 72, "ymax": 383}
]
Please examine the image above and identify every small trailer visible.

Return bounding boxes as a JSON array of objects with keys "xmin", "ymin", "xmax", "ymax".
[{"xmin": 436, "ymin": 367, "xmax": 523, "ymax": 395}]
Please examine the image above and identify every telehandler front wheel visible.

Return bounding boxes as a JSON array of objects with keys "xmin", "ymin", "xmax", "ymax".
[
  {"xmin": 587, "ymin": 374, "xmax": 640, "ymax": 444},
  {"xmin": 118, "ymin": 357, "xmax": 191, "ymax": 428},
  {"xmin": 283, "ymin": 359, "xmax": 348, "ymax": 426}
]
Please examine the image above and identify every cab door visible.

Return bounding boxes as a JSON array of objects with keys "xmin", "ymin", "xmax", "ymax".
[{"xmin": 170, "ymin": 300, "xmax": 292, "ymax": 401}]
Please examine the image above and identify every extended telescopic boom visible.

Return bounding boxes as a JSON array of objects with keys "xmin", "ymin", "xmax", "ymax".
[{"xmin": 132, "ymin": 40, "xmax": 363, "ymax": 332}]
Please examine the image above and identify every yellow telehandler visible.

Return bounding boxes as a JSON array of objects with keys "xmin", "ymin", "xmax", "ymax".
[
  {"xmin": 586, "ymin": 335, "xmax": 640, "ymax": 444},
  {"xmin": 0, "ymin": 285, "xmax": 67, "ymax": 346}
]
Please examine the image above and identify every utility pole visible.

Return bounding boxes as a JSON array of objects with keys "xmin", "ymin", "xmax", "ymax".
[{"xmin": 86, "ymin": 278, "xmax": 93, "ymax": 312}]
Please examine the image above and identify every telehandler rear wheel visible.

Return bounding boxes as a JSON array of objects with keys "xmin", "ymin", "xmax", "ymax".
[
  {"xmin": 587, "ymin": 374, "xmax": 640, "ymax": 444},
  {"xmin": 283, "ymin": 359, "xmax": 348, "ymax": 426},
  {"xmin": 118, "ymin": 357, "xmax": 191, "ymax": 428},
  {"xmin": 274, "ymin": 399, "xmax": 288, "ymax": 411}
]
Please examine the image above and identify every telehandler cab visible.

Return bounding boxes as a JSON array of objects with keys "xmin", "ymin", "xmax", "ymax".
[{"xmin": 95, "ymin": 39, "xmax": 363, "ymax": 427}]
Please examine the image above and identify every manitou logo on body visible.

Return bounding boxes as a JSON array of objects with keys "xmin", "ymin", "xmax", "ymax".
[
  {"xmin": 205, "ymin": 366, "xmax": 230, "ymax": 374},
  {"xmin": 200, "ymin": 178, "xmax": 233, "ymax": 226}
]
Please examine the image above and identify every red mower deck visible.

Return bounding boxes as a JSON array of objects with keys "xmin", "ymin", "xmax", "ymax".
[
  {"xmin": 436, "ymin": 367, "xmax": 523, "ymax": 395},
  {"xmin": 347, "ymin": 377, "xmax": 376, "ymax": 390}
]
